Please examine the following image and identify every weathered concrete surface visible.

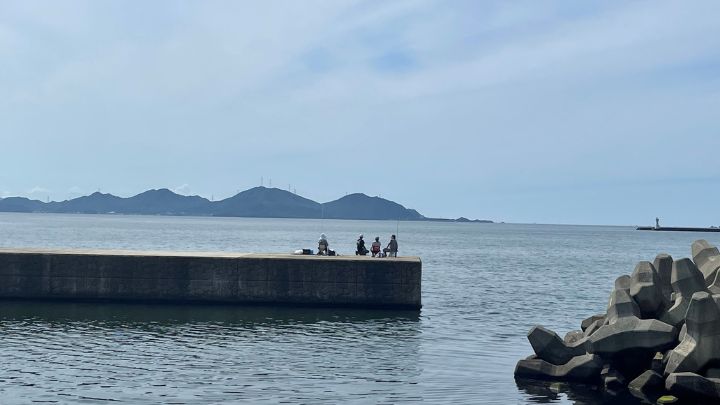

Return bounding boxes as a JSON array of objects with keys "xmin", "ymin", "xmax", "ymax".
[
  {"xmin": 653, "ymin": 254, "xmax": 674, "ymax": 307},
  {"xmin": 514, "ymin": 353, "xmax": 603, "ymax": 381},
  {"xmin": 601, "ymin": 364, "xmax": 626, "ymax": 391},
  {"xmin": 666, "ymin": 372, "xmax": 720, "ymax": 400},
  {"xmin": 588, "ymin": 317, "xmax": 677, "ymax": 357},
  {"xmin": 710, "ymin": 273, "xmax": 720, "ymax": 295},
  {"xmin": 583, "ymin": 319, "xmax": 604, "ymax": 337},
  {"xmin": 628, "ymin": 370, "xmax": 664, "ymax": 400},
  {"xmin": 692, "ymin": 240, "xmax": 720, "ymax": 284},
  {"xmin": 516, "ymin": 240, "xmax": 720, "ymax": 402},
  {"xmin": 581, "ymin": 314, "xmax": 605, "ymax": 331},
  {"xmin": 665, "ymin": 292, "xmax": 720, "ymax": 375},
  {"xmin": 0, "ymin": 248, "xmax": 422, "ymax": 309},
  {"xmin": 630, "ymin": 261, "xmax": 663, "ymax": 318},
  {"xmin": 606, "ymin": 287, "xmax": 640, "ymax": 324},
  {"xmin": 527, "ymin": 326, "xmax": 588, "ymax": 365},
  {"xmin": 660, "ymin": 258, "xmax": 708, "ymax": 327},
  {"xmin": 564, "ymin": 330, "xmax": 585, "ymax": 344},
  {"xmin": 671, "ymin": 258, "xmax": 706, "ymax": 296},
  {"xmin": 615, "ymin": 275, "xmax": 631, "ymax": 292}
]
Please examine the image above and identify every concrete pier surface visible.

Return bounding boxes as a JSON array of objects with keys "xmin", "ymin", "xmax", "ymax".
[{"xmin": 0, "ymin": 248, "xmax": 421, "ymax": 309}]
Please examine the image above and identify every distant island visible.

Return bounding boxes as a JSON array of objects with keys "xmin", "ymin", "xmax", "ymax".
[{"xmin": 0, "ymin": 187, "xmax": 493, "ymax": 222}]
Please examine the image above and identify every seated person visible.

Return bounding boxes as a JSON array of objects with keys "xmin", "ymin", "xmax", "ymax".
[
  {"xmin": 383, "ymin": 234, "xmax": 398, "ymax": 257},
  {"xmin": 317, "ymin": 233, "xmax": 328, "ymax": 255},
  {"xmin": 356, "ymin": 234, "xmax": 368, "ymax": 255},
  {"xmin": 371, "ymin": 237, "xmax": 381, "ymax": 257}
]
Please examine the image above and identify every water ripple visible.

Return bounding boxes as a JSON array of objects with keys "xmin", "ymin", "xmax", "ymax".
[{"xmin": 1, "ymin": 215, "xmax": 719, "ymax": 403}]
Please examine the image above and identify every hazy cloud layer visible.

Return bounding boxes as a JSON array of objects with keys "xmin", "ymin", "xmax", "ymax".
[{"xmin": 1, "ymin": 1, "xmax": 718, "ymax": 225}]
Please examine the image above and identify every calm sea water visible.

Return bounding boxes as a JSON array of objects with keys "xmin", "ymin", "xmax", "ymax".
[{"xmin": 0, "ymin": 213, "xmax": 718, "ymax": 404}]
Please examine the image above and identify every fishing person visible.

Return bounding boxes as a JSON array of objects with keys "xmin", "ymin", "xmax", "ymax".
[
  {"xmin": 383, "ymin": 234, "xmax": 398, "ymax": 257},
  {"xmin": 371, "ymin": 236, "xmax": 382, "ymax": 257},
  {"xmin": 317, "ymin": 233, "xmax": 329, "ymax": 255},
  {"xmin": 356, "ymin": 234, "xmax": 368, "ymax": 255}
]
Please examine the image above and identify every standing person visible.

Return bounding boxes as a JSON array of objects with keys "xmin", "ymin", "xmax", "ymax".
[
  {"xmin": 356, "ymin": 234, "xmax": 368, "ymax": 255},
  {"xmin": 371, "ymin": 236, "xmax": 381, "ymax": 257},
  {"xmin": 317, "ymin": 233, "xmax": 329, "ymax": 255},
  {"xmin": 383, "ymin": 234, "xmax": 398, "ymax": 257}
]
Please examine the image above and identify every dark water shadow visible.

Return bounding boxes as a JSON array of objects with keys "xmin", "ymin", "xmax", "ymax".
[
  {"xmin": 0, "ymin": 299, "xmax": 420, "ymax": 328},
  {"xmin": 0, "ymin": 300, "xmax": 425, "ymax": 403},
  {"xmin": 515, "ymin": 378, "xmax": 648, "ymax": 405}
]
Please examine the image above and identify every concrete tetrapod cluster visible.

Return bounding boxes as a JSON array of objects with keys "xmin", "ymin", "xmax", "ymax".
[{"xmin": 515, "ymin": 240, "xmax": 720, "ymax": 403}]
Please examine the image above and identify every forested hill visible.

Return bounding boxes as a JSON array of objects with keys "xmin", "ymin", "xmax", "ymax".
[{"xmin": 0, "ymin": 187, "xmax": 451, "ymax": 221}]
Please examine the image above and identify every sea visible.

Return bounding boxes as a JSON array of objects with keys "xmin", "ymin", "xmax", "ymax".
[{"xmin": 0, "ymin": 212, "xmax": 717, "ymax": 404}]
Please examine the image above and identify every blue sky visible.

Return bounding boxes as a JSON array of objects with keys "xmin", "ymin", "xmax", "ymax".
[{"xmin": 0, "ymin": 1, "xmax": 719, "ymax": 225}]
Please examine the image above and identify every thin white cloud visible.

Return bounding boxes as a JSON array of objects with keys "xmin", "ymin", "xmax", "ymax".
[
  {"xmin": 0, "ymin": 1, "xmax": 718, "ymax": 223},
  {"xmin": 27, "ymin": 186, "xmax": 50, "ymax": 195}
]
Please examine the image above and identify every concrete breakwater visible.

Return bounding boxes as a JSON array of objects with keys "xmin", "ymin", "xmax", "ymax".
[
  {"xmin": 515, "ymin": 239, "xmax": 720, "ymax": 403},
  {"xmin": 0, "ymin": 248, "xmax": 421, "ymax": 309}
]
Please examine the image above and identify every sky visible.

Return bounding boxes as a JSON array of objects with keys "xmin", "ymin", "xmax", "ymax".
[{"xmin": 0, "ymin": 1, "xmax": 719, "ymax": 226}]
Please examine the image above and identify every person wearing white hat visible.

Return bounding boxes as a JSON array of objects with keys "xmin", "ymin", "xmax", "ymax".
[
  {"xmin": 317, "ymin": 233, "xmax": 329, "ymax": 255},
  {"xmin": 356, "ymin": 234, "xmax": 368, "ymax": 255}
]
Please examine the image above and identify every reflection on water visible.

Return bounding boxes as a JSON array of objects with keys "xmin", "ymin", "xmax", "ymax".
[
  {"xmin": 0, "ymin": 301, "xmax": 422, "ymax": 404},
  {"xmin": 0, "ymin": 300, "xmax": 421, "ymax": 327},
  {"xmin": 516, "ymin": 379, "xmax": 646, "ymax": 405}
]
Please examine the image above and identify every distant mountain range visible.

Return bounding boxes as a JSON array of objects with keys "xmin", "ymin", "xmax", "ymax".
[{"xmin": 0, "ymin": 187, "xmax": 492, "ymax": 222}]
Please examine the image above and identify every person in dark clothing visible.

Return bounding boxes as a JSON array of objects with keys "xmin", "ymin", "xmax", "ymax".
[
  {"xmin": 383, "ymin": 234, "xmax": 398, "ymax": 257},
  {"xmin": 356, "ymin": 234, "xmax": 368, "ymax": 255}
]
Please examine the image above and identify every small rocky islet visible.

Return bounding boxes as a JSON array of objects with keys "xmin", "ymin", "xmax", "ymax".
[{"xmin": 515, "ymin": 239, "xmax": 720, "ymax": 403}]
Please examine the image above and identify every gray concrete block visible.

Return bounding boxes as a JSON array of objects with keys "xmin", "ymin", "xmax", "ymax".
[
  {"xmin": 583, "ymin": 319, "xmax": 604, "ymax": 337},
  {"xmin": 666, "ymin": 372, "xmax": 720, "ymax": 400},
  {"xmin": 527, "ymin": 326, "xmax": 588, "ymax": 365},
  {"xmin": 709, "ymin": 272, "xmax": 720, "ymax": 295},
  {"xmin": 628, "ymin": 370, "xmax": 664, "ymax": 400},
  {"xmin": 588, "ymin": 317, "xmax": 677, "ymax": 357},
  {"xmin": 660, "ymin": 258, "xmax": 708, "ymax": 327},
  {"xmin": 514, "ymin": 353, "xmax": 603, "ymax": 382},
  {"xmin": 692, "ymin": 240, "xmax": 720, "ymax": 285},
  {"xmin": 564, "ymin": 330, "xmax": 585, "ymax": 344},
  {"xmin": 665, "ymin": 291, "xmax": 720, "ymax": 375},
  {"xmin": 653, "ymin": 254, "xmax": 674, "ymax": 306},
  {"xmin": 671, "ymin": 258, "xmax": 707, "ymax": 296},
  {"xmin": 581, "ymin": 314, "xmax": 605, "ymax": 331},
  {"xmin": 606, "ymin": 287, "xmax": 641, "ymax": 324},
  {"xmin": 601, "ymin": 364, "xmax": 626, "ymax": 391},
  {"xmin": 630, "ymin": 261, "xmax": 663, "ymax": 318},
  {"xmin": 615, "ymin": 275, "xmax": 631, "ymax": 291}
]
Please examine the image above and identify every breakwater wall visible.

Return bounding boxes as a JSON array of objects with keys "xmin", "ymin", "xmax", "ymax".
[
  {"xmin": 636, "ymin": 226, "xmax": 720, "ymax": 233},
  {"xmin": 0, "ymin": 248, "xmax": 421, "ymax": 309},
  {"xmin": 515, "ymin": 239, "xmax": 720, "ymax": 403}
]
